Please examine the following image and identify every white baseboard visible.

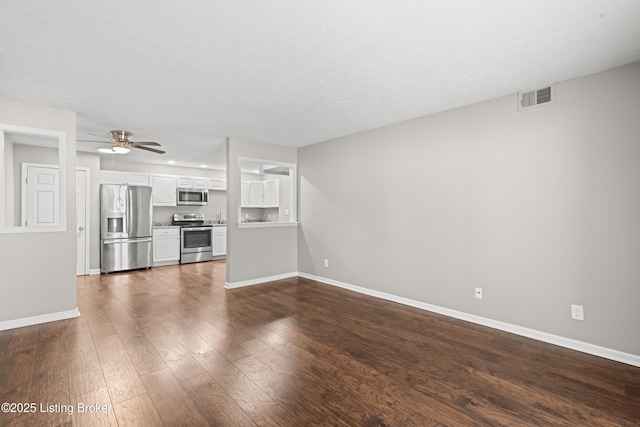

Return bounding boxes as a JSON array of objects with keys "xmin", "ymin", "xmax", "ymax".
[
  {"xmin": 298, "ymin": 272, "xmax": 640, "ymax": 368},
  {"xmin": 89, "ymin": 268, "xmax": 101, "ymax": 275},
  {"xmin": 225, "ymin": 271, "xmax": 298, "ymax": 289},
  {"xmin": 0, "ymin": 308, "xmax": 81, "ymax": 332}
]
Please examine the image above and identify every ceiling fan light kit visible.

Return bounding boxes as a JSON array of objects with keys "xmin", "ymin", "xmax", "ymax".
[
  {"xmin": 79, "ymin": 129, "xmax": 165, "ymax": 155},
  {"xmin": 112, "ymin": 144, "xmax": 131, "ymax": 154}
]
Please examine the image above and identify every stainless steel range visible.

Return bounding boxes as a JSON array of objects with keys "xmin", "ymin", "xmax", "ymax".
[{"xmin": 172, "ymin": 213, "xmax": 213, "ymax": 264}]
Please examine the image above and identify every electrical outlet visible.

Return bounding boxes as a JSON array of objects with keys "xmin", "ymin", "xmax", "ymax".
[
  {"xmin": 324, "ymin": 259, "xmax": 329, "ymax": 268},
  {"xmin": 475, "ymin": 287, "xmax": 482, "ymax": 299},
  {"xmin": 571, "ymin": 304, "xmax": 584, "ymax": 320}
]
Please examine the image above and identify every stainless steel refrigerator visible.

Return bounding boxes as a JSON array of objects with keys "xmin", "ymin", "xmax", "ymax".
[{"xmin": 100, "ymin": 184, "xmax": 153, "ymax": 273}]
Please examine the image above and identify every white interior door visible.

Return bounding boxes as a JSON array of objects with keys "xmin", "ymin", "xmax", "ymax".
[
  {"xmin": 22, "ymin": 164, "xmax": 59, "ymax": 227},
  {"xmin": 76, "ymin": 169, "xmax": 89, "ymax": 275}
]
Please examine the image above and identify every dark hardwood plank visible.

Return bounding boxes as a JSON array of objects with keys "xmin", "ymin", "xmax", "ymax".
[
  {"xmin": 27, "ymin": 344, "xmax": 72, "ymax": 426},
  {"xmin": 0, "ymin": 260, "xmax": 638, "ymax": 426},
  {"xmin": 140, "ymin": 324, "xmax": 205, "ymax": 380},
  {"xmin": 111, "ymin": 394, "xmax": 163, "ymax": 427},
  {"xmin": 140, "ymin": 368, "xmax": 210, "ymax": 426},
  {"xmin": 181, "ymin": 373, "xmax": 257, "ymax": 427},
  {"xmin": 84, "ymin": 310, "xmax": 118, "ymax": 339},
  {"xmin": 194, "ymin": 350, "xmax": 293, "ymax": 426},
  {"xmin": 155, "ymin": 313, "xmax": 215, "ymax": 355},
  {"xmin": 94, "ymin": 334, "xmax": 146, "ymax": 404},
  {"xmin": 232, "ymin": 353, "xmax": 352, "ymax": 426},
  {"xmin": 112, "ymin": 322, "xmax": 167, "ymax": 376},
  {"xmin": 71, "ymin": 387, "xmax": 118, "ymax": 427},
  {"xmin": 0, "ymin": 326, "xmax": 39, "ymax": 425},
  {"xmin": 66, "ymin": 331, "xmax": 106, "ymax": 398}
]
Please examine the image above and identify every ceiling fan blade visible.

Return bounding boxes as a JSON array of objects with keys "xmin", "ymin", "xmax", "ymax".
[
  {"xmin": 131, "ymin": 141, "xmax": 161, "ymax": 146},
  {"xmin": 77, "ymin": 139, "xmax": 113, "ymax": 144},
  {"xmin": 134, "ymin": 145, "xmax": 165, "ymax": 154},
  {"xmin": 87, "ymin": 132, "xmax": 114, "ymax": 141}
]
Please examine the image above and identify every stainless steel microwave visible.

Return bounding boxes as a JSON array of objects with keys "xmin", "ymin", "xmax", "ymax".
[{"xmin": 177, "ymin": 188, "xmax": 208, "ymax": 206}]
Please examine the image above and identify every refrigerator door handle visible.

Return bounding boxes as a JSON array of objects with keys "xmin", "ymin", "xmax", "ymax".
[
  {"xmin": 126, "ymin": 186, "xmax": 133, "ymax": 237},
  {"xmin": 103, "ymin": 237, "xmax": 153, "ymax": 245}
]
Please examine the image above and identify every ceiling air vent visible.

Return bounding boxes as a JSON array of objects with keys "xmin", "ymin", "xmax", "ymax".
[{"xmin": 518, "ymin": 85, "xmax": 554, "ymax": 111}]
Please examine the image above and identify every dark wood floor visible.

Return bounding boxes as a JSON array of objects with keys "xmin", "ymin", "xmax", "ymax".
[{"xmin": 0, "ymin": 260, "xmax": 638, "ymax": 426}]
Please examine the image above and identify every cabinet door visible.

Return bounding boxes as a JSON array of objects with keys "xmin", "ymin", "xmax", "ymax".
[
  {"xmin": 151, "ymin": 175, "xmax": 177, "ymax": 206},
  {"xmin": 249, "ymin": 181, "xmax": 264, "ymax": 207},
  {"xmin": 100, "ymin": 170, "xmax": 149, "ymax": 185},
  {"xmin": 153, "ymin": 237, "xmax": 180, "ymax": 262},
  {"xmin": 263, "ymin": 180, "xmax": 280, "ymax": 207},
  {"xmin": 125, "ymin": 172, "xmax": 149, "ymax": 186},
  {"xmin": 100, "ymin": 170, "xmax": 126, "ymax": 185},
  {"xmin": 240, "ymin": 181, "xmax": 250, "ymax": 207},
  {"xmin": 176, "ymin": 176, "xmax": 193, "ymax": 188},
  {"xmin": 208, "ymin": 179, "xmax": 226, "ymax": 191},
  {"xmin": 193, "ymin": 177, "xmax": 208, "ymax": 189},
  {"xmin": 213, "ymin": 233, "xmax": 226, "ymax": 256},
  {"xmin": 273, "ymin": 179, "xmax": 279, "ymax": 206}
]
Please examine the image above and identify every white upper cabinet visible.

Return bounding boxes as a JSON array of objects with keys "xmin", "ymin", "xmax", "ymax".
[
  {"xmin": 176, "ymin": 176, "xmax": 193, "ymax": 187},
  {"xmin": 100, "ymin": 170, "xmax": 149, "ymax": 186},
  {"xmin": 263, "ymin": 179, "xmax": 279, "ymax": 207},
  {"xmin": 249, "ymin": 181, "xmax": 264, "ymax": 207},
  {"xmin": 241, "ymin": 180, "xmax": 279, "ymax": 207},
  {"xmin": 101, "ymin": 170, "xmax": 225, "ymax": 206},
  {"xmin": 150, "ymin": 174, "xmax": 177, "ymax": 206},
  {"xmin": 240, "ymin": 181, "xmax": 250, "ymax": 207},
  {"xmin": 208, "ymin": 178, "xmax": 226, "ymax": 191},
  {"xmin": 178, "ymin": 176, "xmax": 211, "ymax": 189},
  {"xmin": 193, "ymin": 177, "xmax": 208, "ymax": 189}
]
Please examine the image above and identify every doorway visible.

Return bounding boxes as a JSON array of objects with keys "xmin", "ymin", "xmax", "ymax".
[{"xmin": 76, "ymin": 168, "xmax": 90, "ymax": 275}]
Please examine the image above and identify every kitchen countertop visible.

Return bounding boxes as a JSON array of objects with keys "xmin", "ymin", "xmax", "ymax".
[{"xmin": 153, "ymin": 223, "xmax": 226, "ymax": 228}]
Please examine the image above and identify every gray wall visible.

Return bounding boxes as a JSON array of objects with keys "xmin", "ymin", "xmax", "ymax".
[
  {"xmin": 2, "ymin": 138, "xmax": 15, "ymax": 225},
  {"xmin": 297, "ymin": 62, "xmax": 640, "ymax": 356},
  {"xmin": 0, "ymin": 98, "xmax": 77, "ymax": 323},
  {"xmin": 227, "ymin": 137, "xmax": 297, "ymax": 284}
]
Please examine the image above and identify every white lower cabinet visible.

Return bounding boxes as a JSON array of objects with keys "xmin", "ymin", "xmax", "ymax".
[
  {"xmin": 212, "ymin": 226, "xmax": 226, "ymax": 257},
  {"xmin": 153, "ymin": 227, "xmax": 180, "ymax": 265}
]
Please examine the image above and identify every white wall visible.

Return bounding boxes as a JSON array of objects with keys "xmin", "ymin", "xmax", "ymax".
[
  {"xmin": 226, "ymin": 137, "xmax": 297, "ymax": 285},
  {"xmin": 298, "ymin": 62, "xmax": 640, "ymax": 357},
  {"xmin": 0, "ymin": 98, "xmax": 77, "ymax": 326}
]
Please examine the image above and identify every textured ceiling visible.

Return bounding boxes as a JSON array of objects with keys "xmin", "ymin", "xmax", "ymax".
[{"xmin": 1, "ymin": 0, "xmax": 640, "ymax": 170}]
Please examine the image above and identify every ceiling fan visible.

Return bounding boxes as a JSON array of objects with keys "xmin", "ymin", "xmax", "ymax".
[{"xmin": 79, "ymin": 130, "xmax": 165, "ymax": 154}]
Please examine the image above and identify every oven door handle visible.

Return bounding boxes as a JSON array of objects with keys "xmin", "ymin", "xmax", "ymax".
[{"xmin": 183, "ymin": 227, "xmax": 213, "ymax": 232}]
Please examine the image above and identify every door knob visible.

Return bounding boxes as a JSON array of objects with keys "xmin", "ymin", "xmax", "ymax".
[{"xmin": 78, "ymin": 226, "xmax": 85, "ymax": 231}]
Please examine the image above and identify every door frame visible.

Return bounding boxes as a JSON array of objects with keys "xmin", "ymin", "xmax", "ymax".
[{"xmin": 76, "ymin": 167, "xmax": 90, "ymax": 276}]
